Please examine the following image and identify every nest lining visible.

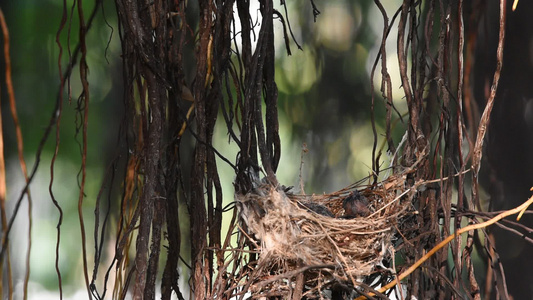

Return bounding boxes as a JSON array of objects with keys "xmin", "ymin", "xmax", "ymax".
[{"xmin": 235, "ymin": 176, "xmax": 412, "ymax": 297}]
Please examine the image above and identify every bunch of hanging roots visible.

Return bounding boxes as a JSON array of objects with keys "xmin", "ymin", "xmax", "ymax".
[{"xmin": 234, "ymin": 166, "xmax": 419, "ymax": 298}]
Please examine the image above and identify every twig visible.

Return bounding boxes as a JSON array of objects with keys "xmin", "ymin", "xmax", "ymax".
[
  {"xmin": 254, "ymin": 264, "xmax": 335, "ymax": 289},
  {"xmin": 299, "ymin": 143, "xmax": 308, "ymax": 194}
]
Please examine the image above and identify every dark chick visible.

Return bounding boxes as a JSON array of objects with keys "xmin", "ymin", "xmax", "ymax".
[
  {"xmin": 342, "ymin": 190, "xmax": 370, "ymax": 218},
  {"xmin": 302, "ymin": 202, "xmax": 334, "ymax": 217}
]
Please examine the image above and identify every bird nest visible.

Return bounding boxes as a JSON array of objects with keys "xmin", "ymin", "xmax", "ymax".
[{"xmin": 234, "ymin": 173, "xmax": 414, "ymax": 298}]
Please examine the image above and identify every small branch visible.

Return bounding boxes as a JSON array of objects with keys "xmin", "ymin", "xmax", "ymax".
[{"xmin": 254, "ymin": 264, "xmax": 335, "ymax": 289}]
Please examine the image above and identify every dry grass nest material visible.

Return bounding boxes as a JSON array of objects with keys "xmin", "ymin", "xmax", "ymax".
[{"xmin": 235, "ymin": 174, "xmax": 413, "ymax": 297}]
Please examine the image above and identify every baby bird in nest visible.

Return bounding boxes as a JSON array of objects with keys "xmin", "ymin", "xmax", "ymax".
[
  {"xmin": 302, "ymin": 202, "xmax": 334, "ymax": 217},
  {"xmin": 342, "ymin": 190, "xmax": 370, "ymax": 218}
]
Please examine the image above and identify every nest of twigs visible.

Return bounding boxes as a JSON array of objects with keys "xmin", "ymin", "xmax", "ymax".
[{"xmin": 235, "ymin": 173, "xmax": 414, "ymax": 298}]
